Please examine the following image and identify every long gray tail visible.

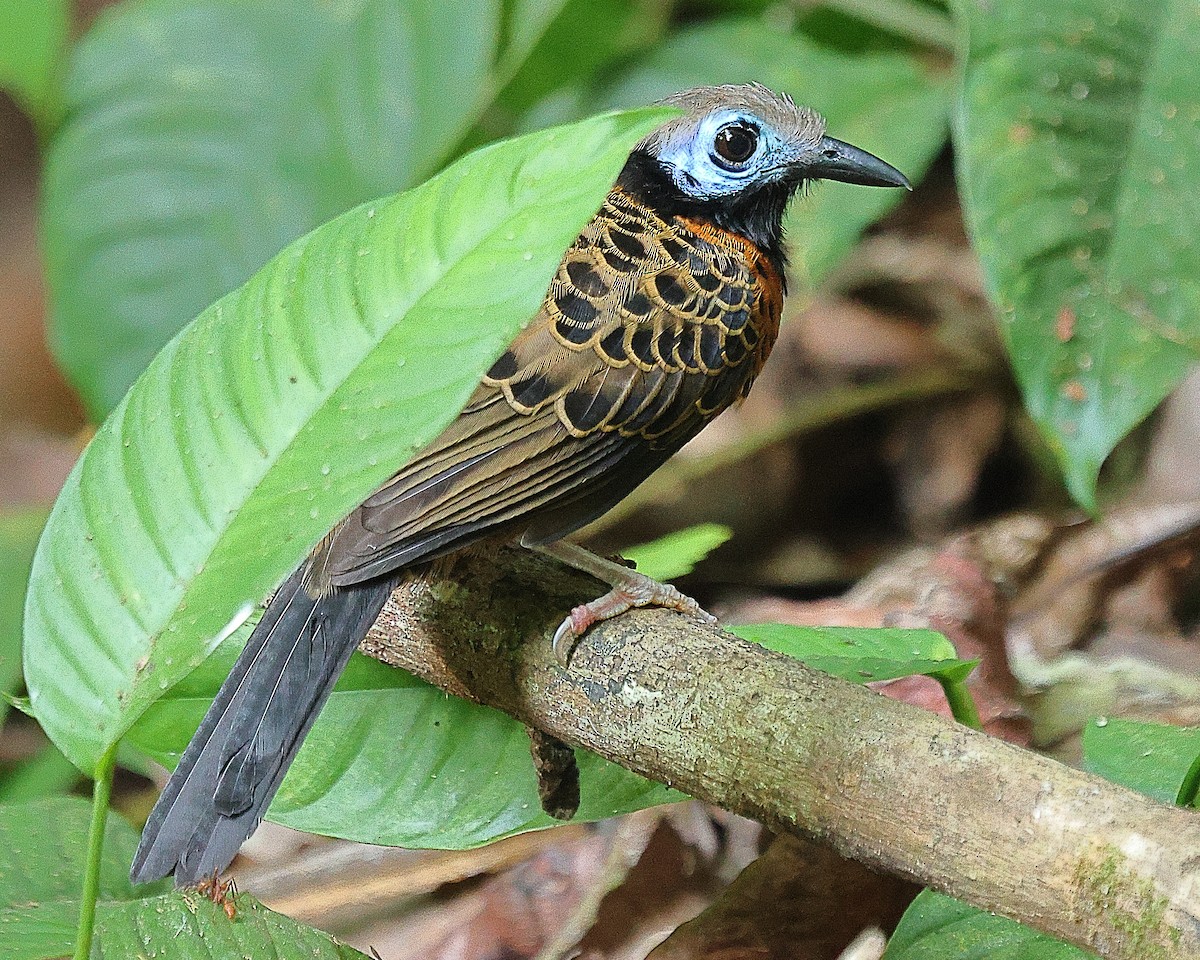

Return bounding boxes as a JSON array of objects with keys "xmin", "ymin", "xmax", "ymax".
[{"xmin": 130, "ymin": 564, "xmax": 396, "ymax": 885}]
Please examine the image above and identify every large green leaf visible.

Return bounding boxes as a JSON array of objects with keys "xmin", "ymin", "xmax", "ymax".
[
  {"xmin": 597, "ymin": 18, "xmax": 951, "ymax": 290},
  {"xmin": 0, "ymin": 796, "xmax": 160, "ymax": 960},
  {"xmin": 125, "ymin": 642, "xmax": 678, "ymax": 849},
  {"xmin": 0, "ymin": 0, "xmax": 69, "ymax": 127},
  {"xmin": 953, "ymin": 0, "xmax": 1200, "ymax": 507},
  {"xmin": 24, "ymin": 106, "xmax": 674, "ymax": 776},
  {"xmin": 43, "ymin": 0, "xmax": 504, "ymax": 418}
]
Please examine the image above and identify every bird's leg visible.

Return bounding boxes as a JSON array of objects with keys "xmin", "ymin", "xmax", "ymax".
[{"xmin": 531, "ymin": 539, "xmax": 718, "ymax": 663}]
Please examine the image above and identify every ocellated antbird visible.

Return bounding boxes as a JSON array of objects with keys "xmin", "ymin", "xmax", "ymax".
[{"xmin": 132, "ymin": 83, "xmax": 909, "ymax": 885}]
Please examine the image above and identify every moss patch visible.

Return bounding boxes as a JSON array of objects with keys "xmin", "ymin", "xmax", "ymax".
[{"xmin": 1072, "ymin": 847, "xmax": 1182, "ymax": 959}]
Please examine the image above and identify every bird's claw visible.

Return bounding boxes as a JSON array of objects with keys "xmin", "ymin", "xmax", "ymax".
[
  {"xmin": 552, "ymin": 575, "xmax": 717, "ymax": 666},
  {"xmin": 552, "ymin": 615, "xmax": 584, "ymax": 665}
]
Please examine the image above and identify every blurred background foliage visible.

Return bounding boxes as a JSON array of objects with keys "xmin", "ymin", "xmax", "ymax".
[{"xmin": 0, "ymin": 0, "xmax": 1198, "ymax": 957}]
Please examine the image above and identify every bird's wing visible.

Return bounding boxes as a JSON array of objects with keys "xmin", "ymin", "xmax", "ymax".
[{"xmin": 322, "ymin": 194, "xmax": 775, "ymax": 585}]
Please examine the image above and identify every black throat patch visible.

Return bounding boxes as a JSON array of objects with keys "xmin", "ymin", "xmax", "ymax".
[{"xmin": 614, "ymin": 149, "xmax": 795, "ymax": 278}]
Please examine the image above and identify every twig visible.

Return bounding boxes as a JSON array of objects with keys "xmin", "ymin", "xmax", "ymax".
[
  {"xmin": 586, "ymin": 368, "xmax": 972, "ymax": 533},
  {"xmin": 359, "ymin": 547, "xmax": 1199, "ymax": 960},
  {"xmin": 810, "ymin": 0, "xmax": 956, "ymax": 52},
  {"xmin": 250, "ymin": 829, "xmax": 575, "ymax": 929}
]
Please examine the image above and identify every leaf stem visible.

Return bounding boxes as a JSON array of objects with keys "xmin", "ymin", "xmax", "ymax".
[
  {"xmin": 74, "ymin": 744, "xmax": 117, "ymax": 960},
  {"xmin": 816, "ymin": 0, "xmax": 957, "ymax": 52},
  {"xmin": 940, "ymin": 678, "xmax": 983, "ymax": 730}
]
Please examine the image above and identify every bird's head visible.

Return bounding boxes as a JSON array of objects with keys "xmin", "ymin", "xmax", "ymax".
[{"xmin": 621, "ymin": 83, "xmax": 909, "ymax": 260}]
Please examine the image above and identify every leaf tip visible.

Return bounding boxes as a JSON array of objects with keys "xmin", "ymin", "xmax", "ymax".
[{"xmin": 1061, "ymin": 453, "xmax": 1101, "ymax": 515}]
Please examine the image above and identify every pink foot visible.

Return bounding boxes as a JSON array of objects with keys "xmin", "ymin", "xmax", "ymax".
[{"xmin": 551, "ymin": 572, "xmax": 717, "ymax": 664}]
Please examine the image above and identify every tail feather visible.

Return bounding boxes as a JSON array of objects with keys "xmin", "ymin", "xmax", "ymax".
[{"xmin": 131, "ymin": 564, "xmax": 396, "ymax": 885}]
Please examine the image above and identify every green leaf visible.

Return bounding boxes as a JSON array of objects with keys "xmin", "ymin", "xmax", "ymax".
[
  {"xmin": 0, "ymin": 510, "xmax": 47, "ymax": 731},
  {"xmin": 729, "ymin": 623, "xmax": 974, "ymax": 685},
  {"xmin": 1082, "ymin": 717, "xmax": 1200, "ymax": 806},
  {"xmin": 0, "ymin": 796, "xmax": 161, "ymax": 960},
  {"xmin": 953, "ymin": 0, "xmax": 1200, "ymax": 507},
  {"xmin": 0, "ymin": 741, "xmax": 79, "ymax": 803},
  {"xmin": 0, "ymin": 797, "xmax": 141, "ymax": 907},
  {"xmin": 125, "ymin": 644, "xmax": 678, "ymax": 849},
  {"xmin": 883, "ymin": 889, "xmax": 1097, "ymax": 959},
  {"xmin": 0, "ymin": 0, "xmax": 69, "ymax": 127},
  {"xmin": 500, "ymin": 0, "xmax": 571, "ymax": 77},
  {"xmin": 43, "ymin": 0, "xmax": 505, "ymax": 419},
  {"xmin": 88, "ymin": 894, "xmax": 371, "ymax": 959},
  {"xmin": 597, "ymin": 18, "xmax": 951, "ymax": 289},
  {"xmin": 24, "ymin": 106, "xmax": 675, "ymax": 776},
  {"xmin": 5, "ymin": 890, "xmax": 370, "ymax": 960},
  {"xmin": 498, "ymin": 0, "xmax": 666, "ymax": 122},
  {"xmin": 622, "ymin": 523, "xmax": 733, "ymax": 581}
]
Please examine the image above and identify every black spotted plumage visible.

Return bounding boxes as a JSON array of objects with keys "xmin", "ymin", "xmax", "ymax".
[
  {"xmin": 317, "ymin": 184, "xmax": 783, "ymax": 584},
  {"xmin": 133, "ymin": 82, "xmax": 910, "ymax": 888}
]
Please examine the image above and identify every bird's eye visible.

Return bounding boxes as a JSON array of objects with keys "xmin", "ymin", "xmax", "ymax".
[{"xmin": 712, "ymin": 123, "xmax": 759, "ymax": 168}]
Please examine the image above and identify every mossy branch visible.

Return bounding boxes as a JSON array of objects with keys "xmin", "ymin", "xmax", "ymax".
[{"xmin": 361, "ymin": 547, "xmax": 1200, "ymax": 960}]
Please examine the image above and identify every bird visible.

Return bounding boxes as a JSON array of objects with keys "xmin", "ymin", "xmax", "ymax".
[{"xmin": 131, "ymin": 83, "xmax": 909, "ymax": 886}]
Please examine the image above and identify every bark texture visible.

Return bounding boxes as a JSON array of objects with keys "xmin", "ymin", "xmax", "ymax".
[{"xmin": 361, "ymin": 547, "xmax": 1200, "ymax": 960}]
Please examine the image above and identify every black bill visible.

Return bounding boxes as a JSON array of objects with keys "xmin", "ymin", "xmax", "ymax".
[{"xmin": 805, "ymin": 136, "xmax": 911, "ymax": 189}]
